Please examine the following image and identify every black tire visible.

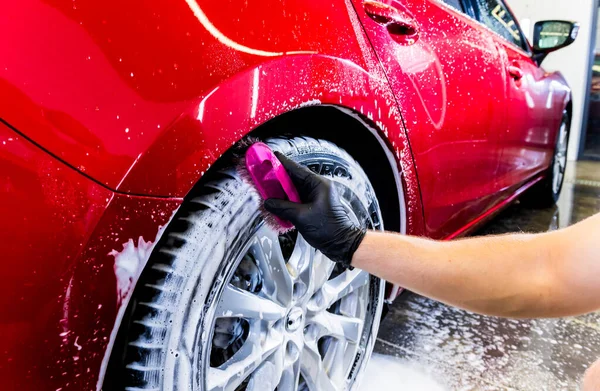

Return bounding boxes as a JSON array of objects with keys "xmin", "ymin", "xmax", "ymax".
[
  {"xmin": 521, "ymin": 111, "xmax": 570, "ymax": 208},
  {"xmin": 113, "ymin": 137, "xmax": 386, "ymax": 391}
]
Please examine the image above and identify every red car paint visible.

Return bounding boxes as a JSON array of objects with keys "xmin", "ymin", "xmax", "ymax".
[{"xmin": 0, "ymin": 0, "xmax": 571, "ymax": 389}]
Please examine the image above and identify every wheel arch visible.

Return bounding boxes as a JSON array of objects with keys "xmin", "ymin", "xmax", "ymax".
[
  {"xmin": 116, "ymin": 56, "xmax": 424, "ymax": 234},
  {"xmin": 556, "ymin": 97, "xmax": 572, "ymax": 147},
  {"xmin": 247, "ymin": 105, "xmax": 406, "ymax": 234},
  {"xmin": 565, "ymin": 99, "xmax": 573, "ymax": 120}
]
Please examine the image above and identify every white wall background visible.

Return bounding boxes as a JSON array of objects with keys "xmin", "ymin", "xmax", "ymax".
[{"xmin": 509, "ymin": 0, "xmax": 597, "ymax": 160}]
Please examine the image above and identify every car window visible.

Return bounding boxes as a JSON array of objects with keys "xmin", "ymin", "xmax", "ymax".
[
  {"xmin": 594, "ymin": 55, "xmax": 600, "ymax": 77},
  {"xmin": 440, "ymin": 0, "xmax": 464, "ymax": 12},
  {"xmin": 476, "ymin": 0, "xmax": 528, "ymax": 51}
]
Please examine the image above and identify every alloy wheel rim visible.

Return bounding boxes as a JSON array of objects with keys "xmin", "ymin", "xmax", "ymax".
[
  {"xmin": 206, "ymin": 211, "xmax": 375, "ymax": 391},
  {"xmin": 552, "ymin": 121, "xmax": 568, "ymax": 194}
]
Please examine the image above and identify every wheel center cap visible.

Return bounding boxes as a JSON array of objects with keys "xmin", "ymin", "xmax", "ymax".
[{"xmin": 286, "ymin": 307, "xmax": 304, "ymax": 332}]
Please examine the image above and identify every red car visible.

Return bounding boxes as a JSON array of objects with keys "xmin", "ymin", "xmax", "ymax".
[{"xmin": 0, "ymin": 0, "xmax": 577, "ymax": 390}]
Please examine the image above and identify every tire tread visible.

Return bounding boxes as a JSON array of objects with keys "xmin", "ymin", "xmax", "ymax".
[{"xmin": 119, "ymin": 137, "xmax": 377, "ymax": 390}]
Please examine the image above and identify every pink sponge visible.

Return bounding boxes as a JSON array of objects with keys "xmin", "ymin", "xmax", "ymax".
[{"xmin": 243, "ymin": 142, "xmax": 301, "ymax": 232}]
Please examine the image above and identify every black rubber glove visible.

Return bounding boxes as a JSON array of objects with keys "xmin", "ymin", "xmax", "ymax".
[{"xmin": 264, "ymin": 152, "xmax": 366, "ymax": 269}]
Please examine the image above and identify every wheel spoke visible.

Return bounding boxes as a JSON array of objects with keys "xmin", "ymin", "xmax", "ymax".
[
  {"xmin": 310, "ymin": 251, "xmax": 335, "ymax": 296},
  {"xmin": 312, "ymin": 269, "xmax": 370, "ymax": 312},
  {"xmin": 559, "ymin": 123, "xmax": 568, "ymax": 149},
  {"xmin": 300, "ymin": 343, "xmax": 338, "ymax": 391},
  {"xmin": 322, "ymin": 339, "xmax": 347, "ymax": 385},
  {"xmin": 208, "ymin": 323, "xmax": 282, "ymax": 391},
  {"xmin": 277, "ymin": 356, "xmax": 302, "ymax": 391},
  {"xmin": 252, "ymin": 225, "xmax": 293, "ymax": 305},
  {"xmin": 559, "ymin": 144, "xmax": 568, "ymax": 154},
  {"xmin": 288, "ymin": 234, "xmax": 314, "ymax": 284},
  {"xmin": 559, "ymin": 155, "xmax": 567, "ymax": 172},
  {"xmin": 553, "ymin": 120, "xmax": 569, "ymax": 194},
  {"xmin": 246, "ymin": 348, "xmax": 285, "ymax": 391},
  {"xmin": 217, "ymin": 284, "xmax": 286, "ymax": 321},
  {"xmin": 553, "ymin": 160, "xmax": 562, "ymax": 193},
  {"xmin": 308, "ymin": 311, "xmax": 363, "ymax": 344}
]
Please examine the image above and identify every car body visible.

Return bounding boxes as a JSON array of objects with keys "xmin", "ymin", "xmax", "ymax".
[{"xmin": 0, "ymin": 0, "xmax": 573, "ymax": 389}]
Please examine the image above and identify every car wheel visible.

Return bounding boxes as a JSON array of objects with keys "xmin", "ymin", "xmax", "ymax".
[
  {"xmin": 521, "ymin": 110, "xmax": 570, "ymax": 208},
  {"xmin": 117, "ymin": 137, "xmax": 386, "ymax": 391}
]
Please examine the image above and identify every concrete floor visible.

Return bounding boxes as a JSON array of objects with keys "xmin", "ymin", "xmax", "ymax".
[{"xmin": 362, "ymin": 161, "xmax": 600, "ymax": 390}]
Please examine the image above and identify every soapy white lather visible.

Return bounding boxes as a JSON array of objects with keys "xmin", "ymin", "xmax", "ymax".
[
  {"xmin": 359, "ymin": 354, "xmax": 448, "ymax": 391},
  {"xmin": 246, "ymin": 361, "xmax": 278, "ymax": 391},
  {"xmin": 297, "ymin": 99, "xmax": 322, "ymax": 108},
  {"xmin": 97, "ymin": 213, "xmax": 176, "ymax": 391},
  {"xmin": 110, "ymin": 237, "xmax": 154, "ymax": 306},
  {"xmin": 109, "ymin": 214, "xmax": 174, "ymax": 306}
]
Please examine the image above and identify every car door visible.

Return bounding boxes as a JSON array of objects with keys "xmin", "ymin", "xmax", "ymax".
[
  {"xmin": 472, "ymin": 0, "xmax": 555, "ymax": 189},
  {"xmin": 350, "ymin": 0, "xmax": 508, "ymax": 239}
]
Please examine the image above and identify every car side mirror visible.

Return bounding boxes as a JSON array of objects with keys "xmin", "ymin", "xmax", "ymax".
[{"xmin": 533, "ymin": 20, "xmax": 579, "ymax": 65}]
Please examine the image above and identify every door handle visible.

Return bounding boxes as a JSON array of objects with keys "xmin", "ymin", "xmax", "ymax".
[
  {"xmin": 363, "ymin": 0, "xmax": 420, "ymax": 45},
  {"xmin": 508, "ymin": 65, "xmax": 523, "ymax": 80}
]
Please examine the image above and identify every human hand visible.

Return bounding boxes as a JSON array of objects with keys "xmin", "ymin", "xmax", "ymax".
[{"xmin": 264, "ymin": 152, "xmax": 366, "ymax": 268}]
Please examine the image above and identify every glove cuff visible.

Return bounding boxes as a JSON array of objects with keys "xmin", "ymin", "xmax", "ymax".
[{"xmin": 338, "ymin": 226, "xmax": 367, "ymax": 270}]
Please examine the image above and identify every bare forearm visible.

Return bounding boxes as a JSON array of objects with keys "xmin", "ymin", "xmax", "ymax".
[
  {"xmin": 264, "ymin": 155, "xmax": 600, "ymax": 318},
  {"xmin": 353, "ymin": 230, "xmax": 559, "ymax": 318}
]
